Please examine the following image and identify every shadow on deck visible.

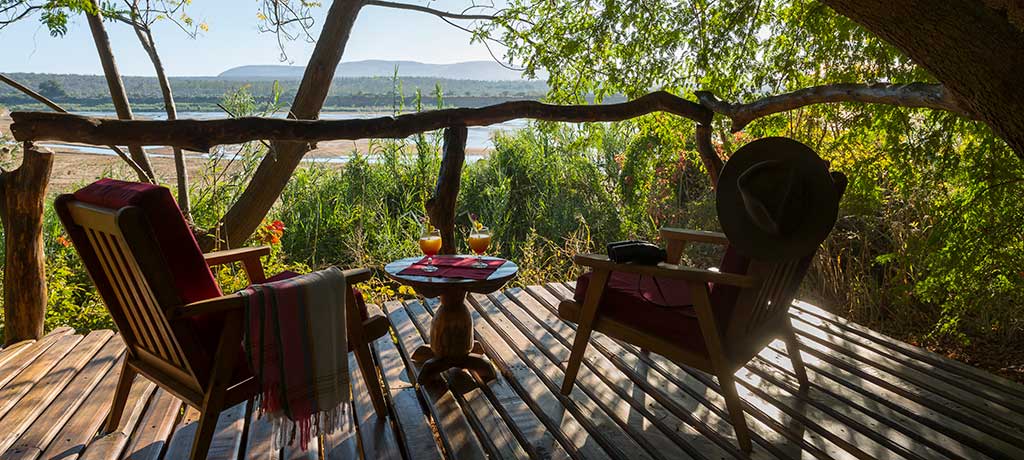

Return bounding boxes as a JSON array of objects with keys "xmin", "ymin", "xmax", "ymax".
[{"xmin": 0, "ymin": 281, "xmax": 1022, "ymax": 459}]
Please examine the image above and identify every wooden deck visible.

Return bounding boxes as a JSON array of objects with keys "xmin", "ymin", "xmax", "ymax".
[{"xmin": 1, "ymin": 281, "xmax": 1023, "ymax": 459}]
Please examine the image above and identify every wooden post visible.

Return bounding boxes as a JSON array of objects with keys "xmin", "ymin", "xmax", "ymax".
[
  {"xmin": 1, "ymin": 143, "xmax": 54, "ymax": 344},
  {"xmin": 426, "ymin": 126, "xmax": 467, "ymax": 255}
]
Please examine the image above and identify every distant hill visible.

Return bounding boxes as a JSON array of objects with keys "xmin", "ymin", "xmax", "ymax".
[{"xmin": 219, "ymin": 60, "xmax": 541, "ymax": 81}]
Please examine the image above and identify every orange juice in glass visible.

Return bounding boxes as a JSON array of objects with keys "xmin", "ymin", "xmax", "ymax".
[
  {"xmin": 419, "ymin": 228, "xmax": 441, "ymax": 272},
  {"xmin": 468, "ymin": 226, "xmax": 491, "ymax": 268}
]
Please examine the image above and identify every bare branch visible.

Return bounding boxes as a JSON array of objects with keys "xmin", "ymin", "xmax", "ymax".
[
  {"xmin": 695, "ymin": 83, "xmax": 975, "ymax": 132},
  {"xmin": 10, "ymin": 91, "xmax": 713, "ymax": 151},
  {"xmin": 365, "ymin": 0, "xmax": 496, "ymax": 20}
]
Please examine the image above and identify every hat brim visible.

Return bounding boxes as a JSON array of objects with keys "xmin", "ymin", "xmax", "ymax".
[{"xmin": 716, "ymin": 137, "xmax": 840, "ymax": 261}]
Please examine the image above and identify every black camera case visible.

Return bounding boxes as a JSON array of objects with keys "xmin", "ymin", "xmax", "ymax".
[{"xmin": 606, "ymin": 240, "xmax": 666, "ymax": 265}]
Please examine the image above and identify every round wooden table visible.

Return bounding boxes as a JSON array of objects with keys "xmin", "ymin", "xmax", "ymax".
[{"xmin": 384, "ymin": 256, "xmax": 518, "ymax": 384}]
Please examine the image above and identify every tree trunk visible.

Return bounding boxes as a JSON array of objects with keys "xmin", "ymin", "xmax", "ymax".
[
  {"xmin": 695, "ymin": 124, "xmax": 723, "ymax": 187},
  {"xmin": 213, "ymin": 0, "xmax": 366, "ymax": 249},
  {"xmin": 132, "ymin": 21, "xmax": 191, "ymax": 219},
  {"xmin": 1, "ymin": 143, "xmax": 54, "ymax": 345},
  {"xmin": 85, "ymin": 1, "xmax": 155, "ymax": 182},
  {"xmin": 426, "ymin": 126, "xmax": 468, "ymax": 255},
  {"xmin": 823, "ymin": 0, "xmax": 1024, "ymax": 158}
]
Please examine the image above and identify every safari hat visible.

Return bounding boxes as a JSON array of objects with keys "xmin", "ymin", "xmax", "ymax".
[{"xmin": 716, "ymin": 137, "xmax": 842, "ymax": 261}]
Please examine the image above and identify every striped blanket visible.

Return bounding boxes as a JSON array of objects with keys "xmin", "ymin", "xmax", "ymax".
[{"xmin": 241, "ymin": 267, "xmax": 350, "ymax": 450}]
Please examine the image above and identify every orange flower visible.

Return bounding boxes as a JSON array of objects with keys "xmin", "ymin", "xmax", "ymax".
[
  {"xmin": 259, "ymin": 220, "xmax": 285, "ymax": 245},
  {"xmin": 56, "ymin": 235, "xmax": 72, "ymax": 248}
]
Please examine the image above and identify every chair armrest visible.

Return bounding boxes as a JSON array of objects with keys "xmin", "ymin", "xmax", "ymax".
[
  {"xmin": 172, "ymin": 294, "xmax": 245, "ymax": 319},
  {"xmin": 573, "ymin": 253, "xmax": 759, "ymax": 288},
  {"xmin": 340, "ymin": 267, "xmax": 372, "ymax": 284},
  {"xmin": 659, "ymin": 228, "xmax": 729, "ymax": 245},
  {"xmin": 204, "ymin": 246, "xmax": 272, "ymax": 266},
  {"xmin": 659, "ymin": 228, "xmax": 729, "ymax": 264},
  {"xmin": 205, "ymin": 246, "xmax": 271, "ymax": 283}
]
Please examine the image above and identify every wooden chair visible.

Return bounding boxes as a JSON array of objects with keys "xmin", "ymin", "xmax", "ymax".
[
  {"xmin": 55, "ymin": 179, "xmax": 389, "ymax": 460},
  {"xmin": 558, "ymin": 232, "xmax": 809, "ymax": 452},
  {"xmin": 559, "ymin": 173, "xmax": 846, "ymax": 452}
]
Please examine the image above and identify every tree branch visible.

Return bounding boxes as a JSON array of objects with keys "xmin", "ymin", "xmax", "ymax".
[
  {"xmin": 10, "ymin": 90, "xmax": 713, "ymax": 151},
  {"xmin": 695, "ymin": 83, "xmax": 975, "ymax": 132},
  {"xmin": 365, "ymin": 0, "xmax": 496, "ymax": 20}
]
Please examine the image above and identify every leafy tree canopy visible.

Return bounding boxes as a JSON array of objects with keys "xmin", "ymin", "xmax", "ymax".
[{"xmin": 486, "ymin": 0, "xmax": 927, "ymax": 103}]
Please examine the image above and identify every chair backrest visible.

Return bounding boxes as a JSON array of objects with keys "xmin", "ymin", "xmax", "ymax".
[
  {"xmin": 717, "ymin": 173, "xmax": 847, "ymax": 358},
  {"xmin": 721, "ymin": 255, "xmax": 812, "ymax": 353},
  {"xmin": 55, "ymin": 179, "xmax": 224, "ymax": 394}
]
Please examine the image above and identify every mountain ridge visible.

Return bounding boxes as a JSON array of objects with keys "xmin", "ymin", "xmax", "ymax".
[{"xmin": 218, "ymin": 59, "xmax": 541, "ymax": 81}]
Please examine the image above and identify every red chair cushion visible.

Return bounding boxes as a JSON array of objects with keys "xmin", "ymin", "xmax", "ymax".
[
  {"xmin": 71, "ymin": 179, "xmax": 223, "ymax": 304},
  {"xmin": 572, "ymin": 245, "xmax": 751, "ymax": 354}
]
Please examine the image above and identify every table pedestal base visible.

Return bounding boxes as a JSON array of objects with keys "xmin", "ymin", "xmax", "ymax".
[
  {"xmin": 412, "ymin": 344, "xmax": 495, "ymax": 383},
  {"xmin": 411, "ymin": 291, "xmax": 495, "ymax": 384}
]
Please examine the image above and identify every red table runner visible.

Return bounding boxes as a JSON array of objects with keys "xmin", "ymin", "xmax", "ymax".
[{"xmin": 398, "ymin": 256, "xmax": 505, "ymax": 279}]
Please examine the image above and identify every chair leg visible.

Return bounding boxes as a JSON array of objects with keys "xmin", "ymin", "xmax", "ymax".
[
  {"xmin": 717, "ymin": 370, "xmax": 752, "ymax": 453},
  {"xmin": 104, "ymin": 360, "xmax": 136, "ymax": 433},
  {"xmin": 783, "ymin": 320, "xmax": 809, "ymax": 391},
  {"xmin": 355, "ymin": 340, "xmax": 388, "ymax": 417},
  {"xmin": 560, "ymin": 327, "xmax": 593, "ymax": 395},
  {"xmin": 192, "ymin": 311, "xmax": 242, "ymax": 460}
]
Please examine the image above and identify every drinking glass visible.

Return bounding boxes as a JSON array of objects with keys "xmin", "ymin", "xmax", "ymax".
[
  {"xmin": 418, "ymin": 228, "xmax": 442, "ymax": 273},
  {"xmin": 467, "ymin": 226, "xmax": 491, "ymax": 269}
]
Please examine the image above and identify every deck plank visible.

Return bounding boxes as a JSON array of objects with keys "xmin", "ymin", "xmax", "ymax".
[
  {"xmin": 455, "ymin": 295, "xmax": 612, "ymax": 460},
  {"xmin": 320, "ymin": 403, "xmax": 358, "ymax": 460},
  {"xmin": 120, "ymin": 387, "xmax": 181, "ymax": 460},
  {"xmin": 371, "ymin": 330, "xmax": 443, "ymax": 460},
  {"xmin": 469, "ymin": 292, "xmax": 655, "ymax": 460},
  {"xmin": 77, "ymin": 375, "xmax": 158, "ymax": 460},
  {"xmin": 34, "ymin": 356, "xmax": 125, "ymax": 460},
  {"xmin": 163, "ymin": 406, "xmax": 202, "ymax": 460},
  {"xmin": 538, "ymin": 283, "xmax": 799, "ymax": 458},
  {"xmin": 1, "ymin": 338, "xmax": 124, "ymax": 460},
  {"xmin": 790, "ymin": 307, "xmax": 1024, "ymax": 414},
  {"xmin": 789, "ymin": 312, "xmax": 1024, "ymax": 432},
  {"xmin": 348, "ymin": 345, "xmax": 400, "ymax": 460},
  {"xmin": 400, "ymin": 299, "xmax": 531, "ymax": 460},
  {"xmin": 516, "ymin": 286, "xmax": 749, "ymax": 459},
  {"xmin": 489, "ymin": 289, "xmax": 704, "ymax": 460},
  {"xmin": 765, "ymin": 339, "xmax": 1024, "ymax": 459},
  {"xmin": 418, "ymin": 297, "xmax": 571, "ymax": 460},
  {"xmin": 543, "ymin": 282, "xmax": 839, "ymax": 459},
  {"xmin": 792, "ymin": 301, "xmax": 1024, "ymax": 398},
  {"xmin": 384, "ymin": 300, "xmax": 489, "ymax": 460},
  {"xmin": 206, "ymin": 401, "xmax": 249, "ymax": 460},
  {"xmin": 788, "ymin": 321, "xmax": 1024, "ymax": 450},
  {"xmin": 750, "ymin": 345, "xmax": 981, "ymax": 460},
  {"xmin": 0, "ymin": 334, "xmax": 83, "ymax": 422},
  {"xmin": 0, "ymin": 331, "xmax": 113, "ymax": 453}
]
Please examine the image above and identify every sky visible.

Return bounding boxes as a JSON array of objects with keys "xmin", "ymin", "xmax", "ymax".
[{"xmin": 0, "ymin": 1, "xmax": 505, "ymax": 76}]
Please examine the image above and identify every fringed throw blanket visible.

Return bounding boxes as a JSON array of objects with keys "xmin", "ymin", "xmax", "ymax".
[{"xmin": 241, "ymin": 267, "xmax": 350, "ymax": 450}]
